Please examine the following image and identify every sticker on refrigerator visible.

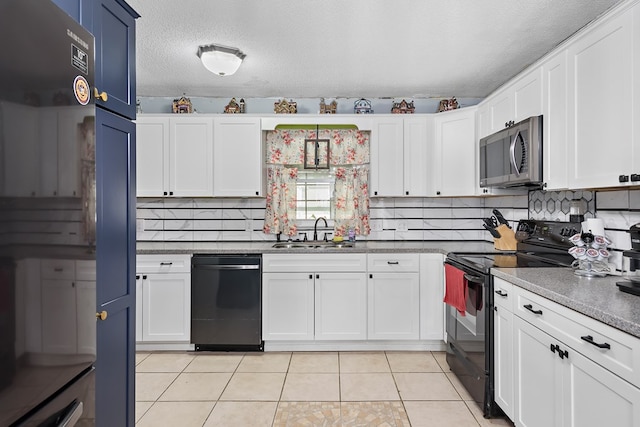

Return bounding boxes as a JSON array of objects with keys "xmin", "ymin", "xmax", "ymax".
[
  {"xmin": 71, "ymin": 44, "xmax": 89, "ymax": 74},
  {"xmin": 74, "ymin": 76, "xmax": 90, "ymax": 105}
]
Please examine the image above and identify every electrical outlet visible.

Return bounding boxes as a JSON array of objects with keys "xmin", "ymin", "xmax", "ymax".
[
  {"xmin": 397, "ymin": 221, "xmax": 408, "ymax": 232},
  {"xmin": 136, "ymin": 219, "xmax": 145, "ymax": 232}
]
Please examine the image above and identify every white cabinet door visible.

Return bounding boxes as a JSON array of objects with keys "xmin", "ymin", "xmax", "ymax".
[
  {"xmin": 213, "ymin": 117, "xmax": 262, "ymax": 197},
  {"xmin": 476, "ymin": 102, "xmax": 492, "ymax": 140},
  {"xmin": 370, "ymin": 116, "xmax": 404, "ymax": 197},
  {"xmin": 262, "ymin": 272, "xmax": 315, "ymax": 340},
  {"xmin": 315, "ymin": 272, "xmax": 367, "ymax": 340},
  {"xmin": 76, "ymin": 280, "xmax": 96, "ymax": 355},
  {"xmin": 432, "ymin": 108, "xmax": 477, "ymax": 197},
  {"xmin": 367, "ymin": 272, "xmax": 419, "ymax": 340},
  {"xmin": 41, "ymin": 279, "xmax": 77, "ymax": 354},
  {"xmin": 419, "ymin": 254, "xmax": 444, "ymax": 340},
  {"xmin": 403, "ymin": 116, "xmax": 431, "ymax": 197},
  {"xmin": 489, "ymin": 90, "xmax": 514, "ymax": 133},
  {"xmin": 136, "ymin": 117, "xmax": 169, "ymax": 197},
  {"xmin": 170, "ymin": 117, "xmax": 214, "ymax": 197},
  {"xmin": 565, "ymin": 347, "xmax": 640, "ymax": 427},
  {"xmin": 142, "ymin": 272, "xmax": 191, "ymax": 342},
  {"xmin": 513, "ymin": 66, "xmax": 543, "ymax": 123},
  {"xmin": 135, "ymin": 274, "xmax": 143, "ymax": 342},
  {"xmin": 514, "ymin": 315, "xmax": 563, "ymax": 427},
  {"xmin": 542, "ymin": 50, "xmax": 569, "ymax": 190},
  {"xmin": 494, "ymin": 302, "xmax": 514, "ymax": 419},
  {"xmin": 2, "ymin": 101, "xmax": 39, "ymax": 196},
  {"xmin": 567, "ymin": 10, "xmax": 634, "ymax": 189}
]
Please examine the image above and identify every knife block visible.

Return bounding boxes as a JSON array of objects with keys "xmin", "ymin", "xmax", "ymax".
[{"xmin": 494, "ymin": 224, "xmax": 518, "ymax": 251}]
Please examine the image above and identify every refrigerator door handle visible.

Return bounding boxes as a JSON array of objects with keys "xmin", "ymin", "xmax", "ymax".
[{"xmin": 59, "ymin": 400, "xmax": 84, "ymax": 427}]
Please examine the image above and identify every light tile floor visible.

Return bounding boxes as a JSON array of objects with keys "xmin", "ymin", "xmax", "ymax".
[{"xmin": 136, "ymin": 351, "xmax": 514, "ymax": 427}]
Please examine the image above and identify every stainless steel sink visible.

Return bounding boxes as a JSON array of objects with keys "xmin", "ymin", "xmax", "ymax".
[{"xmin": 271, "ymin": 241, "xmax": 354, "ymax": 249}]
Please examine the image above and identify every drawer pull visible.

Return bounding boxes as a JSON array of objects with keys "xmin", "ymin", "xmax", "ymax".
[
  {"xmin": 581, "ymin": 335, "xmax": 611, "ymax": 349},
  {"xmin": 523, "ymin": 304, "xmax": 542, "ymax": 315},
  {"xmin": 160, "ymin": 262, "xmax": 173, "ymax": 266},
  {"xmin": 495, "ymin": 290, "xmax": 508, "ymax": 297},
  {"xmin": 387, "ymin": 261, "xmax": 399, "ymax": 265},
  {"xmin": 54, "ymin": 267, "xmax": 64, "ymax": 272}
]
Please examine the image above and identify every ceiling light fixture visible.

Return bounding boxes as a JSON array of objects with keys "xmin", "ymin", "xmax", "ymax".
[{"xmin": 197, "ymin": 43, "xmax": 246, "ymax": 76}]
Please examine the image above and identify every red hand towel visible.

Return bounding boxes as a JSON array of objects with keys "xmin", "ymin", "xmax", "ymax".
[{"xmin": 444, "ymin": 264, "xmax": 467, "ymax": 316}]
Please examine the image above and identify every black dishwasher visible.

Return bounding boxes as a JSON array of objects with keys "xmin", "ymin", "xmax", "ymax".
[{"xmin": 191, "ymin": 254, "xmax": 263, "ymax": 351}]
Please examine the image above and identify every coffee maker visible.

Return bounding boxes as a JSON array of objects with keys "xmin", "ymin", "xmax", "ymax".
[{"xmin": 617, "ymin": 223, "xmax": 640, "ymax": 295}]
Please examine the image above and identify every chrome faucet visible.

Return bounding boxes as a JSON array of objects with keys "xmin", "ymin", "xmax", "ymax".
[{"xmin": 313, "ymin": 217, "xmax": 328, "ymax": 241}]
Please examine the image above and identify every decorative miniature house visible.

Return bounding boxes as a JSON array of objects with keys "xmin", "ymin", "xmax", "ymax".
[
  {"xmin": 437, "ymin": 97, "xmax": 459, "ymax": 112},
  {"xmin": 319, "ymin": 98, "xmax": 338, "ymax": 114},
  {"xmin": 354, "ymin": 98, "xmax": 373, "ymax": 114},
  {"xmin": 224, "ymin": 97, "xmax": 242, "ymax": 114},
  {"xmin": 274, "ymin": 99, "xmax": 297, "ymax": 114},
  {"xmin": 391, "ymin": 99, "xmax": 415, "ymax": 114},
  {"xmin": 172, "ymin": 95, "xmax": 193, "ymax": 113}
]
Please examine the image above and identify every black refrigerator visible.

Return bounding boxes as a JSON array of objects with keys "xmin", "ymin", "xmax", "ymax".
[{"xmin": 0, "ymin": 0, "xmax": 97, "ymax": 425}]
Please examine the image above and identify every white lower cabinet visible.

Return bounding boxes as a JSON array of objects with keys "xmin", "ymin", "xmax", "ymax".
[
  {"xmin": 262, "ymin": 272, "xmax": 315, "ymax": 340},
  {"xmin": 315, "ymin": 273, "xmax": 367, "ymax": 340},
  {"xmin": 367, "ymin": 253, "xmax": 420, "ymax": 340},
  {"xmin": 493, "ymin": 278, "xmax": 514, "ymax": 420},
  {"xmin": 262, "ymin": 254, "xmax": 367, "ymax": 341},
  {"xmin": 136, "ymin": 255, "xmax": 191, "ymax": 343},
  {"xmin": 419, "ymin": 253, "xmax": 444, "ymax": 340},
  {"xmin": 507, "ymin": 281, "xmax": 640, "ymax": 427}
]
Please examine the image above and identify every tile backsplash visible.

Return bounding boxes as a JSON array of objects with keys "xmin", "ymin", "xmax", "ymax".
[
  {"xmin": 136, "ymin": 188, "xmax": 640, "ymax": 270},
  {"xmin": 136, "ymin": 194, "xmax": 529, "ymax": 245}
]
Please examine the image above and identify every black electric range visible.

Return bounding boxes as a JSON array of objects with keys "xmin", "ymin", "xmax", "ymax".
[{"xmin": 444, "ymin": 220, "xmax": 578, "ymax": 418}]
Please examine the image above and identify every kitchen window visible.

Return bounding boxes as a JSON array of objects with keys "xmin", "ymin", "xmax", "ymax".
[{"xmin": 296, "ymin": 170, "xmax": 334, "ymax": 220}]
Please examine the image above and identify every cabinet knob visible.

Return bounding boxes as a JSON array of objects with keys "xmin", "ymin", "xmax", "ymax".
[
  {"xmin": 316, "ymin": 274, "xmax": 319, "ymax": 279},
  {"xmin": 631, "ymin": 174, "xmax": 640, "ymax": 182},
  {"xmin": 255, "ymin": 191, "xmax": 259, "ymax": 196},
  {"xmin": 96, "ymin": 310, "xmax": 108, "ymax": 321},
  {"xmin": 619, "ymin": 174, "xmax": 630, "ymax": 183},
  {"xmin": 436, "ymin": 191, "xmax": 441, "ymax": 195},
  {"xmin": 405, "ymin": 191, "xmax": 409, "ymax": 195},
  {"xmin": 374, "ymin": 191, "xmax": 378, "ymax": 196},
  {"xmin": 163, "ymin": 191, "xmax": 168, "ymax": 196},
  {"xmin": 93, "ymin": 88, "xmax": 108, "ymax": 102}
]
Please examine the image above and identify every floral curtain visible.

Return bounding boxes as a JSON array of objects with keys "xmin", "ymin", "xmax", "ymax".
[
  {"xmin": 266, "ymin": 129, "xmax": 369, "ymax": 166},
  {"xmin": 334, "ymin": 165, "xmax": 370, "ymax": 236},
  {"xmin": 263, "ymin": 165, "xmax": 298, "ymax": 236},
  {"xmin": 264, "ymin": 128, "xmax": 371, "ymax": 237}
]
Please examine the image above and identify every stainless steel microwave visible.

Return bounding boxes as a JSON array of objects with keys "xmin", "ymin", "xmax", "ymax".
[{"xmin": 479, "ymin": 115, "xmax": 543, "ymax": 188}]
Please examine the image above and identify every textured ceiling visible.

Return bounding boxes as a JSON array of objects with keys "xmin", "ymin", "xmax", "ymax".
[{"xmin": 128, "ymin": 0, "xmax": 621, "ymax": 99}]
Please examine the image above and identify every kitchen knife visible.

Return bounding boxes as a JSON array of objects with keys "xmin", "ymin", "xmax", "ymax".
[
  {"xmin": 483, "ymin": 223, "xmax": 501, "ymax": 238},
  {"xmin": 492, "ymin": 209, "xmax": 510, "ymax": 227},
  {"xmin": 483, "ymin": 217, "xmax": 498, "ymax": 228}
]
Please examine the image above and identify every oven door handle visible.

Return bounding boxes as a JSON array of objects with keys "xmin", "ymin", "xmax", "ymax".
[{"xmin": 463, "ymin": 273, "xmax": 485, "ymax": 284}]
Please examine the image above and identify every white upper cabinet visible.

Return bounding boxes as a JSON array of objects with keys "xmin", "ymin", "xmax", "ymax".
[
  {"xmin": 2, "ymin": 101, "xmax": 39, "ymax": 197},
  {"xmin": 481, "ymin": 66, "xmax": 543, "ymax": 140},
  {"xmin": 370, "ymin": 116, "xmax": 405, "ymax": 197},
  {"xmin": 136, "ymin": 116, "xmax": 214, "ymax": 197},
  {"xmin": 370, "ymin": 115, "xmax": 431, "ymax": 197},
  {"xmin": 39, "ymin": 106, "xmax": 88, "ymax": 197},
  {"xmin": 431, "ymin": 107, "xmax": 477, "ymax": 197},
  {"xmin": 212, "ymin": 116, "xmax": 262, "ymax": 197},
  {"xmin": 542, "ymin": 50, "xmax": 569, "ymax": 191},
  {"xmin": 567, "ymin": 6, "xmax": 636, "ymax": 189}
]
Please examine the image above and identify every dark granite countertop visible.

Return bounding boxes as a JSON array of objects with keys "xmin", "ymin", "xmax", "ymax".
[
  {"xmin": 492, "ymin": 267, "xmax": 640, "ymax": 339},
  {"xmin": 136, "ymin": 240, "xmax": 496, "ymax": 255}
]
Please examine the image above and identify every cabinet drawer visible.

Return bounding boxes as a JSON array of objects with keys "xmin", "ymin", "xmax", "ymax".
[
  {"xmin": 76, "ymin": 260, "xmax": 96, "ymax": 281},
  {"xmin": 136, "ymin": 254, "xmax": 191, "ymax": 273},
  {"xmin": 493, "ymin": 277, "xmax": 514, "ymax": 310},
  {"xmin": 514, "ymin": 286, "xmax": 640, "ymax": 388},
  {"xmin": 367, "ymin": 253, "xmax": 419, "ymax": 272},
  {"xmin": 41, "ymin": 259, "xmax": 75, "ymax": 280},
  {"xmin": 263, "ymin": 253, "xmax": 366, "ymax": 273}
]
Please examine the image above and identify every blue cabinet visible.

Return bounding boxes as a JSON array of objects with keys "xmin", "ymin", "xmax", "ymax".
[
  {"xmin": 50, "ymin": 0, "xmax": 92, "ymax": 26},
  {"xmin": 93, "ymin": 0, "xmax": 139, "ymax": 119},
  {"xmin": 95, "ymin": 108, "xmax": 137, "ymax": 427}
]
